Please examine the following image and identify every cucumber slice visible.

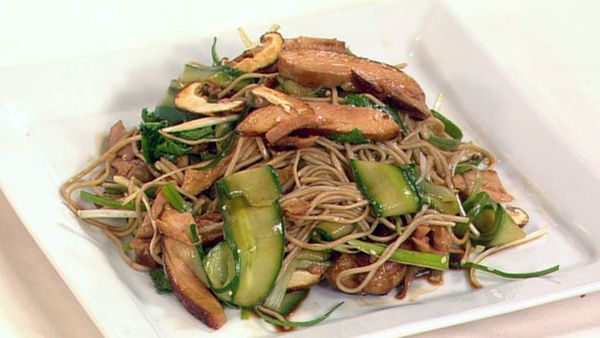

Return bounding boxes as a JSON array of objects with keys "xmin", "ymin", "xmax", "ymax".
[
  {"xmin": 204, "ymin": 241, "xmax": 235, "ymax": 293},
  {"xmin": 351, "ymin": 160, "xmax": 421, "ymax": 217},
  {"xmin": 221, "ymin": 166, "xmax": 282, "ymax": 207},
  {"xmin": 218, "ymin": 166, "xmax": 285, "ymax": 308},
  {"xmin": 279, "ymin": 290, "xmax": 309, "ymax": 316},
  {"xmin": 278, "ymin": 76, "xmax": 321, "ymax": 97},
  {"xmin": 418, "ymin": 180, "xmax": 460, "ymax": 215},
  {"xmin": 312, "ymin": 222, "xmax": 355, "ymax": 241},
  {"xmin": 485, "ymin": 206, "xmax": 526, "ymax": 247},
  {"xmin": 222, "ymin": 196, "xmax": 284, "ymax": 307}
]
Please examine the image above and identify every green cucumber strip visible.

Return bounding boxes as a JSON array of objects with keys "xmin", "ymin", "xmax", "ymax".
[
  {"xmin": 456, "ymin": 262, "xmax": 559, "ymax": 279},
  {"xmin": 483, "ymin": 206, "xmax": 526, "ymax": 247},
  {"xmin": 418, "ymin": 180, "xmax": 460, "ymax": 215},
  {"xmin": 343, "ymin": 239, "xmax": 449, "ymax": 270},
  {"xmin": 431, "ymin": 109, "xmax": 463, "ymax": 140},
  {"xmin": 312, "ymin": 222, "xmax": 355, "ymax": 241},
  {"xmin": 204, "ymin": 241, "xmax": 236, "ymax": 293},
  {"xmin": 428, "ymin": 135, "xmax": 461, "ymax": 151},
  {"xmin": 351, "ymin": 160, "xmax": 421, "ymax": 217},
  {"xmin": 258, "ymin": 302, "xmax": 344, "ymax": 328},
  {"xmin": 240, "ymin": 308, "xmax": 251, "ymax": 320},
  {"xmin": 80, "ymin": 191, "xmax": 135, "ymax": 210},
  {"xmin": 220, "ymin": 192, "xmax": 284, "ymax": 307},
  {"xmin": 162, "ymin": 182, "xmax": 192, "ymax": 213},
  {"xmin": 455, "ymin": 191, "xmax": 495, "ymax": 236},
  {"xmin": 279, "ymin": 290, "xmax": 309, "ymax": 316},
  {"xmin": 221, "ymin": 165, "xmax": 282, "ymax": 206},
  {"xmin": 296, "ymin": 249, "xmax": 330, "ymax": 262}
]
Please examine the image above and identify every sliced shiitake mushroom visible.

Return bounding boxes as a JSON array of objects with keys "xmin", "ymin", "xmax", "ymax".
[
  {"xmin": 174, "ymin": 82, "xmax": 243, "ymax": 115},
  {"xmin": 231, "ymin": 32, "xmax": 284, "ymax": 73}
]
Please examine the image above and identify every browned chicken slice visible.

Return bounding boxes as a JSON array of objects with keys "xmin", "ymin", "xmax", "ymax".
[
  {"xmin": 325, "ymin": 253, "xmax": 406, "ymax": 295},
  {"xmin": 163, "ymin": 238, "xmax": 226, "ymax": 329},
  {"xmin": 182, "ymin": 157, "xmax": 230, "ymax": 195},
  {"xmin": 237, "ymin": 102, "xmax": 400, "ymax": 142},
  {"xmin": 278, "ymin": 49, "xmax": 430, "ymax": 119},
  {"xmin": 135, "ymin": 192, "xmax": 168, "ymax": 239},
  {"xmin": 272, "ymin": 136, "xmax": 319, "ymax": 150},
  {"xmin": 130, "ymin": 238, "xmax": 159, "ymax": 268},
  {"xmin": 453, "ymin": 169, "xmax": 514, "ymax": 203},
  {"xmin": 158, "ymin": 203, "xmax": 195, "ymax": 245},
  {"xmin": 107, "ymin": 121, "xmax": 153, "ymax": 182},
  {"xmin": 283, "ymin": 36, "xmax": 347, "ymax": 53},
  {"xmin": 265, "ymin": 114, "xmax": 324, "ymax": 143},
  {"xmin": 194, "ymin": 211, "xmax": 224, "ymax": 246}
]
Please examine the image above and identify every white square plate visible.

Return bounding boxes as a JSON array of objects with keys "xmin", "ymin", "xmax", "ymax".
[{"xmin": 1, "ymin": 1, "xmax": 599, "ymax": 337}]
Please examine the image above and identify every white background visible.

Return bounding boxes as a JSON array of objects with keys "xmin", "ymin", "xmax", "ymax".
[{"xmin": 1, "ymin": 0, "xmax": 599, "ymax": 336}]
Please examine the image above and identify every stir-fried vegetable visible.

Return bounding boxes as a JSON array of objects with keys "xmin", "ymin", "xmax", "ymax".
[
  {"xmin": 257, "ymin": 302, "xmax": 344, "ymax": 328},
  {"xmin": 149, "ymin": 269, "xmax": 172, "ymax": 294},
  {"xmin": 454, "ymin": 262, "xmax": 560, "ymax": 279},
  {"xmin": 162, "ymin": 182, "xmax": 192, "ymax": 213}
]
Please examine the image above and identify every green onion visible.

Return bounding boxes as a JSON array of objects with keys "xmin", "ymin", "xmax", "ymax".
[
  {"xmin": 263, "ymin": 259, "xmax": 299, "ymax": 311},
  {"xmin": 80, "ymin": 191, "xmax": 135, "ymax": 210},
  {"xmin": 342, "ymin": 239, "xmax": 449, "ymax": 270},
  {"xmin": 428, "ymin": 135, "xmax": 460, "ymax": 151},
  {"xmin": 431, "ymin": 109, "xmax": 463, "ymax": 140},
  {"xmin": 258, "ymin": 302, "xmax": 344, "ymax": 328},
  {"xmin": 456, "ymin": 262, "xmax": 560, "ymax": 279},
  {"xmin": 149, "ymin": 269, "xmax": 172, "ymax": 294},
  {"xmin": 211, "ymin": 37, "xmax": 221, "ymax": 66},
  {"xmin": 175, "ymin": 126, "xmax": 213, "ymax": 140},
  {"xmin": 162, "ymin": 182, "xmax": 192, "ymax": 213},
  {"xmin": 189, "ymin": 224, "xmax": 206, "ymax": 259}
]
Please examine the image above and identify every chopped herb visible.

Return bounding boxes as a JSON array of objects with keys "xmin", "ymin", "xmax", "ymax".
[
  {"xmin": 140, "ymin": 120, "xmax": 191, "ymax": 163},
  {"xmin": 149, "ymin": 269, "xmax": 172, "ymax": 294},
  {"xmin": 329, "ymin": 128, "xmax": 368, "ymax": 144},
  {"xmin": 141, "ymin": 108, "xmax": 163, "ymax": 123}
]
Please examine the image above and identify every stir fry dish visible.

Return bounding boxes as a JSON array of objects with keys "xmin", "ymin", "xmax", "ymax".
[{"xmin": 60, "ymin": 27, "xmax": 558, "ymax": 330}]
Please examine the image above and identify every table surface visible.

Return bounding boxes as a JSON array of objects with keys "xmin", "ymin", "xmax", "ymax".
[{"xmin": 1, "ymin": 0, "xmax": 599, "ymax": 337}]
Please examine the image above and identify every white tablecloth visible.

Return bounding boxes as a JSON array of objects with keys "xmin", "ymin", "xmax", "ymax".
[{"xmin": 1, "ymin": 0, "xmax": 599, "ymax": 336}]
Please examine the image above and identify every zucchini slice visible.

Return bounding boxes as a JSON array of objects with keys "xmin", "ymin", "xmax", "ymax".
[
  {"xmin": 220, "ymin": 165, "xmax": 282, "ymax": 207},
  {"xmin": 312, "ymin": 221, "xmax": 355, "ymax": 241},
  {"xmin": 218, "ymin": 166, "xmax": 284, "ymax": 308},
  {"xmin": 204, "ymin": 241, "xmax": 236, "ymax": 293},
  {"xmin": 350, "ymin": 160, "xmax": 421, "ymax": 217}
]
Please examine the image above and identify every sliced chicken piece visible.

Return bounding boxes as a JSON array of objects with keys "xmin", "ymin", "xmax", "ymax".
[
  {"xmin": 237, "ymin": 102, "xmax": 400, "ymax": 142},
  {"xmin": 265, "ymin": 114, "xmax": 324, "ymax": 144},
  {"xmin": 130, "ymin": 238, "xmax": 159, "ymax": 268},
  {"xmin": 325, "ymin": 253, "xmax": 406, "ymax": 295},
  {"xmin": 430, "ymin": 226, "xmax": 451, "ymax": 253},
  {"xmin": 278, "ymin": 49, "xmax": 429, "ymax": 119},
  {"xmin": 395, "ymin": 266, "xmax": 419, "ymax": 300},
  {"xmin": 158, "ymin": 203, "xmax": 195, "ymax": 245},
  {"xmin": 272, "ymin": 136, "xmax": 319, "ymax": 150},
  {"xmin": 182, "ymin": 157, "xmax": 230, "ymax": 195},
  {"xmin": 283, "ymin": 36, "xmax": 347, "ymax": 53},
  {"xmin": 135, "ymin": 192, "xmax": 168, "ymax": 239},
  {"xmin": 163, "ymin": 237, "xmax": 226, "ymax": 329},
  {"xmin": 453, "ymin": 169, "xmax": 514, "ymax": 203},
  {"xmin": 194, "ymin": 211, "xmax": 224, "ymax": 246},
  {"xmin": 107, "ymin": 121, "xmax": 153, "ymax": 182}
]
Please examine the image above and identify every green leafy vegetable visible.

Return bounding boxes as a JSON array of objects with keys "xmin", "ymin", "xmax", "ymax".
[
  {"xmin": 257, "ymin": 302, "xmax": 344, "ymax": 328},
  {"xmin": 162, "ymin": 182, "xmax": 192, "ymax": 213},
  {"xmin": 149, "ymin": 269, "xmax": 172, "ymax": 294},
  {"xmin": 140, "ymin": 120, "xmax": 191, "ymax": 163},
  {"xmin": 141, "ymin": 108, "xmax": 163, "ymax": 123},
  {"xmin": 344, "ymin": 94, "xmax": 407, "ymax": 133},
  {"xmin": 329, "ymin": 128, "xmax": 368, "ymax": 144},
  {"xmin": 454, "ymin": 261, "xmax": 559, "ymax": 279}
]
